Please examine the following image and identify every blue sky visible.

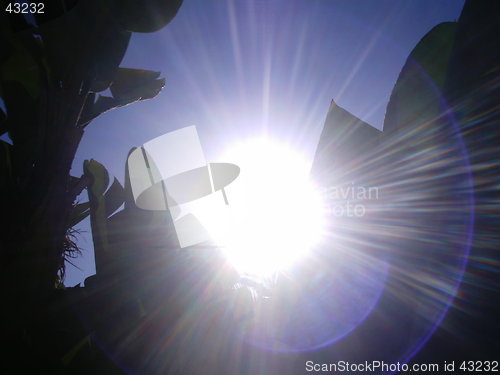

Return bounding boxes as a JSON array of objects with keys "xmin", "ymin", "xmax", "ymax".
[{"xmin": 66, "ymin": 0, "xmax": 465, "ymax": 286}]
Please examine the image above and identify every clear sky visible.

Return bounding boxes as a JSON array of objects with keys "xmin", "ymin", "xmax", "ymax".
[{"xmin": 66, "ymin": 0, "xmax": 465, "ymax": 286}]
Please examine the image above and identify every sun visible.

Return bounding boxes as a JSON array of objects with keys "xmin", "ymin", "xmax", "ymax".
[{"xmin": 200, "ymin": 138, "xmax": 326, "ymax": 277}]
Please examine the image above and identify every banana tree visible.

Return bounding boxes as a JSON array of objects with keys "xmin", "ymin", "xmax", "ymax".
[
  {"xmin": 0, "ymin": 0, "xmax": 183, "ymax": 371},
  {"xmin": 0, "ymin": 0, "xmax": 182, "ymax": 290}
]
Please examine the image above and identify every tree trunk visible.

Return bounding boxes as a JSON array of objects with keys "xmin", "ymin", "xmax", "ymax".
[{"xmin": 1, "ymin": 84, "xmax": 87, "ymax": 371}]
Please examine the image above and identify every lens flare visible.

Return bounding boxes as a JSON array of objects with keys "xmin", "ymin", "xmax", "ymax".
[{"xmin": 199, "ymin": 138, "xmax": 326, "ymax": 276}]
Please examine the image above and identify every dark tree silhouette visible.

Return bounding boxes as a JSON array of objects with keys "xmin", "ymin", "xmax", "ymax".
[
  {"xmin": 0, "ymin": 1, "xmax": 183, "ymax": 372},
  {"xmin": 0, "ymin": 0, "xmax": 497, "ymax": 374}
]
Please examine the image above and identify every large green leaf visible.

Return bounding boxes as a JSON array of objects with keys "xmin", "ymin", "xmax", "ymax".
[
  {"xmin": 444, "ymin": 1, "xmax": 500, "ymax": 101},
  {"xmin": 114, "ymin": 0, "xmax": 183, "ymax": 33},
  {"xmin": 84, "ymin": 159, "xmax": 109, "ymax": 197},
  {"xmin": 83, "ymin": 159, "xmax": 127, "ymax": 274},
  {"xmin": 408, "ymin": 22, "xmax": 457, "ymax": 89},
  {"xmin": 103, "ymin": 178, "xmax": 126, "ymax": 217},
  {"xmin": 383, "ymin": 22, "xmax": 457, "ymax": 135},
  {"xmin": 78, "ymin": 72, "xmax": 165, "ymax": 127},
  {"xmin": 69, "ymin": 177, "xmax": 125, "ymax": 227},
  {"xmin": 0, "ymin": 11, "xmax": 46, "ymax": 106},
  {"xmin": 33, "ymin": 0, "xmax": 81, "ymax": 26},
  {"xmin": 0, "ymin": 4, "xmax": 43, "ymax": 68},
  {"xmin": 77, "ymin": 93, "xmax": 96, "ymax": 127},
  {"xmin": 84, "ymin": 159, "xmax": 110, "ymax": 273},
  {"xmin": 77, "ymin": 95, "xmax": 135, "ymax": 127},
  {"xmin": 90, "ymin": 95, "xmax": 125, "ymax": 119},
  {"xmin": 442, "ymin": 0, "xmax": 500, "ymax": 289},
  {"xmin": 0, "ymin": 41, "xmax": 41, "ymax": 99},
  {"xmin": 0, "ymin": 12, "xmax": 45, "ymax": 137},
  {"xmin": 311, "ymin": 101, "xmax": 381, "ymax": 185},
  {"xmin": 69, "ymin": 202, "xmax": 91, "ymax": 228},
  {"xmin": 110, "ymin": 68, "xmax": 163, "ymax": 100},
  {"xmin": 89, "ymin": 28, "xmax": 131, "ymax": 93},
  {"xmin": 38, "ymin": 0, "xmax": 131, "ymax": 90}
]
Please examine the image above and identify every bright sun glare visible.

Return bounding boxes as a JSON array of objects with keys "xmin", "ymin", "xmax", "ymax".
[{"xmin": 200, "ymin": 138, "xmax": 325, "ymax": 276}]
